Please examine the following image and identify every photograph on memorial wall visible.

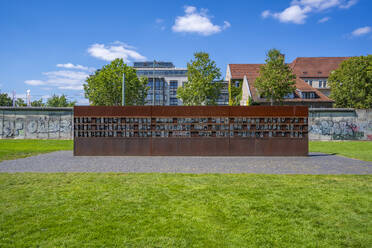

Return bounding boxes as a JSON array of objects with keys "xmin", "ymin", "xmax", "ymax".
[{"xmin": 74, "ymin": 106, "xmax": 308, "ymax": 156}]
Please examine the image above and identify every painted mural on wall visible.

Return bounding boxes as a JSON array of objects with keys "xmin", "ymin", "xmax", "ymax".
[
  {"xmin": 0, "ymin": 115, "xmax": 72, "ymax": 139},
  {"xmin": 309, "ymin": 119, "xmax": 372, "ymax": 140}
]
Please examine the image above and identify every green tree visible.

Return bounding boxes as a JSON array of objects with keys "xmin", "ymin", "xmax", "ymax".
[
  {"xmin": 15, "ymin": 98, "xmax": 26, "ymax": 107},
  {"xmin": 46, "ymin": 94, "xmax": 76, "ymax": 107},
  {"xmin": 84, "ymin": 58, "xmax": 149, "ymax": 106},
  {"xmin": 329, "ymin": 55, "xmax": 372, "ymax": 109},
  {"xmin": 255, "ymin": 49, "xmax": 296, "ymax": 105},
  {"xmin": 177, "ymin": 52, "xmax": 222, "ymax": 105},
  {"xmin": 31, "ymin": 98, "xmax": 45, "ymax": 107},
  {"xmin": 0, "ymin": 93, "xmax": 12, "ymax": 106}
]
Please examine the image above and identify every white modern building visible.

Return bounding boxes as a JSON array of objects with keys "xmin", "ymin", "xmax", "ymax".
[
  {"xmin": 134, "ymin": 61, "xmax": 187, "ymax": 106},
  {"xmin": 134, "ymin": 61, "xmax": 229, "ymax": 106}
]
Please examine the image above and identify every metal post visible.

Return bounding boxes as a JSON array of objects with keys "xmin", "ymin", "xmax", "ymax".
[
  {"xmin": 12, "ymin": 90, "xmax": 15, "ymax": 107},
  {"xmin": 26, "ymin": 89, "xmax": 31, "ymax": 107},
  {"xmin": 122, "ymin": 72, "xmax": 125, "ymax": 106},
  {"xmin": 153, "ymin": 60, "xmax": 155, "ymax": 105}
]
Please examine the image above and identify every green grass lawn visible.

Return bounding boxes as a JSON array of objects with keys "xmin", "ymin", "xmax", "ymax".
[
  {"xmin": 0, "ymin": 173, "xmax": 371, "ymax": 247},
  {"xmin": 310, "ymin": 141, "xmax": 372, "ymax": 162},
  {"xmin": 0, "ymin": 140, "xmax": 72, "ymax": 162},
  {"xmin": 1, "ymin": 139, "xmax": 372, "ymax": 162}
]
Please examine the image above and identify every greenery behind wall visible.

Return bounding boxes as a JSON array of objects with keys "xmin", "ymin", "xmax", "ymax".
[
  {"xmin": 329, "ymin": 55, "xmax": 372, "ymax": 109},
  {"xmin": 228, "ymin": 79, "xmax": 242, "ymax": 106},
  {"xmin": 177, "ymin": 52, "xmax": 223, "ymax": 106}
]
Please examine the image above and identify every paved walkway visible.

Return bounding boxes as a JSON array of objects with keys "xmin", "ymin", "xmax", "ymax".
[{"xmin": 0, "ymin": 151, "xmax": 371, "ymax": 174}]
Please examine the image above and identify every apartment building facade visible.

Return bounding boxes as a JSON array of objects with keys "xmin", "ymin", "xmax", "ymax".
[
  {"xmin": 290, "ymin": 57, "xmax": 349, "ymax": 97},
  {"xmin": 226, "ymin": 57, "xmax": 349, "ymax": 108}
]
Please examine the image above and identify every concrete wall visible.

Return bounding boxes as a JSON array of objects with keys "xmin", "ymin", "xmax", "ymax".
[
  {"xmin": 0, "ymin": 107, "xmax": 73, "ymax": 139},
  {"xmin": 309, "ymin": 108, "xmax": 372, "ymax": 141},
  {"xmin": 1, "ymin": 107, "xmax": 371, "ymax": 141}
]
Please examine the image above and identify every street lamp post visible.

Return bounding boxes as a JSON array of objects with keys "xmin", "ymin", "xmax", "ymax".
[
  {"xmin": 153, "ymin": 60, "xmax": 156, "ymax": 105},
  {"xmin": 122, "ymin": 72, "xmax": 125, "ymax": 106}
]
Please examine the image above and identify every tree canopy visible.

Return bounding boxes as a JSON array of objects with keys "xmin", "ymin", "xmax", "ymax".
[
  {"xmin": 15, "ymin": 98, "xmax": 26, "ymax": 107},
  {"xmin": 329, "ymin": 55, "xmax": 372, "ymax": 109},
  {"xmin": 46, "ymin": 94, "xmax": 76, "ymax": 107},
  {"xmin": 0, "ymin": 93, "xmax": 12, "ymax": 106},
  {"xmin": 84, "ymin": 58, "xmax": 149, "ymax": 106},
  {"xmin": 31, "ymin": 99, "xmax": 45, "ymax": 107},
  {"xmin": 177, "ymin": 52, "xmax": 222, "ymax": 105},
  {"xmin": 255, "ymin": 49, "xmax": 296, "ymax": 105}
]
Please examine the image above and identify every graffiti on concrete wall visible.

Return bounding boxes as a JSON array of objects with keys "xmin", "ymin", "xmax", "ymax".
[
  {"xmin": 0, "ymin": 116, "xmax": 72, "ymax": 139},
  {"xmin": 309, "ymin": 119, "xmax": 372, "ymax": 140}
]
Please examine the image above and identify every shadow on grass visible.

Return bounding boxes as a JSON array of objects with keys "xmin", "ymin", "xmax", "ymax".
[{"xmin": 308, "ymin": 153, "xmax": 338, "ymax": 157}]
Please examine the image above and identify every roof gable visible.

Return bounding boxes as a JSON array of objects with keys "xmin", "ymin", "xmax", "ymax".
[
  {"xmin": 227, "ymin": 63, "xmax": 333, "ymax": 103},
  {"xmin": 290, "ymin": 57, "xmax": 349, "ymax": 78}
]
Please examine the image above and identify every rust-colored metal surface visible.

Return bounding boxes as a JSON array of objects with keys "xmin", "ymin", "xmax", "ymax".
[
  {"xmin": 74, "ymin": 106, "xmax": 152, "ymax": 117},
  {"xmin": 74, "ymin": 106, "xmax": 308, "ymax": 156}
]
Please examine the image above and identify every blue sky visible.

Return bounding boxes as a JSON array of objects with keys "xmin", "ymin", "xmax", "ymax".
[{"xmin": 0, "ymin": 0, "xmax": 371, "ymax": 104}]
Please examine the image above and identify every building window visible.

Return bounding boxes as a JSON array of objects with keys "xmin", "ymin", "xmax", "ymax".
[
  {"xmin": 235, "ymin": 81, "xmax": 240, "ymax": 87},
  {"xmin": 324, "ymin": 81, "xmax": 327, "ymax": 88},
  {"xmin": 302, "ymin": 92, "xmax": 316, "ymax": 99},
  {"xmin": 319, "ymin": 81, "xmax": 323, "ymax": 88},
  {"xmin": 170, "ymin": 98, "xmax": 178, "ymax": 106},
  {"xmin": 169, "ymin": 80, "xmax": 178, "ymax": 89},
  {"xmin": 309, "ymin": 80, "xmax": 313, "ymax": 86}
]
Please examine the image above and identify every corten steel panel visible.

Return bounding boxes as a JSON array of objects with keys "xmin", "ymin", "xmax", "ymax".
[
  {"xmin": 191, "ymin": 138, "xmax": 230, "ymax": 156},
  {"xmin": 152, "ymin": 106, "xmax": 230, "ymax": 117},
  {"xmin": 151, "ymin": 138, "xmax": 230, "ymax": 156},
  {"xmin": 229, "ymin": 106, "xmax": 308, "ymax": 117},
  {"xmin": 74, "ymin": 106, "xmax": 152, "ymax": 117},
  {"xmin": 294, "ymin": 106, "xmax": 308, "ymax": 117},
  {"xmin": 229, "ymin": 138, "xmax": 256, "ymax": 156},
  {"xmin": 253, "ymin": 139, "xmax": 308, "ymax": 156},
  {"xmin": 74, "ymin": 138, "xmax": 151, "ymax": 156}
]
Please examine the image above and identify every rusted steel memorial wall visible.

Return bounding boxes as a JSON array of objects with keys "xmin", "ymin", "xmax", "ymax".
[{"xmin": 74, "ymin": 106, "xmax": 308, "ymax": 156}]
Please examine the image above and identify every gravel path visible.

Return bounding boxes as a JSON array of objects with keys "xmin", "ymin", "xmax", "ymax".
[{"xmin": 0, "ymin": 151, "xmax": 371, "ymax": 174}]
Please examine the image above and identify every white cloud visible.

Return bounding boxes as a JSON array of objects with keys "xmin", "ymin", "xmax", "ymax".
[
  {"xmin": 87, "ymin": 42, "xmax": 146, "ymax": 62},
  {"xmin": 56, "ymin": 63, "xmax": 94, "ymax": 71},
  {"xmin": 155, "ymin": 18, "xmax": 166, "ymax": 30},
  {"xmin": 318, "ymin": 16, "xmax": 330, "ymax": 23},
  {"xmin": 263, "ymin": 0, "xmax": 357, "ymax": 24},
  {"xmin": 77, "ymin": 98, "xmax": 89, "ymax": 105},
  {"xmin": 155, "ymin": 18, "xmax": 164, "ymax": 24},
  {"xmin": 172, "ymin": 6, "xmax": 230, "ymax": 36},
  {"xmin": 25, "ymin": 70, "xmax": 89, "ymax": 91},
  {"xmin": 351, "ymin": 26, "xmax": 371, "ymax": 36},
  {"xmin": 42, "ymin": 70, "xmax": 89, "ymax": 90},
  {"xmin": 261, "ymin": 10, "xmax": 271, "ymax": 18},
  {"xmin": 274, "ymin": 5, "xmax": 311, "ymax": 24},
  {"xmin": 339, "ymin": 0, "xmax": 358, "ymax": 8},
  {"xmin": 25, "ymin": 80, "xmax": 46, "ymax": 86},
  {"xmin": 223, "ymin": 21, "xmax": 231, "ymax": 29}
]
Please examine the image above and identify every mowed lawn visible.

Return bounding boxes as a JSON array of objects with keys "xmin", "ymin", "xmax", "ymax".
[
  {"xmin": 0, "ymin": 140, "xmax": 72, "ymax": 162},
  {"xmin": 1, "ymin": 139, "xmax": 372, "ymax": 162},
  {"xmin": 310, "ymin": 141, "xmax": 372, "ymax": 161},
  {"xmin": 0, "ymin": 173, "xmax": 371, "ymax": 247}
]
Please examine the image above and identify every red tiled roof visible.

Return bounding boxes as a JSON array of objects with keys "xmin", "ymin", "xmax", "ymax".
[
  {"xmin": 229, "ymin": 64, "xmax": 263, "ymax": 79},
  {"xmin": 290, "ymin": 57, "xmax": 349, "ymax": 78},
  {"xmin": 228, "ymin": 63, "xmax": 333, "ymax": 103}
]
